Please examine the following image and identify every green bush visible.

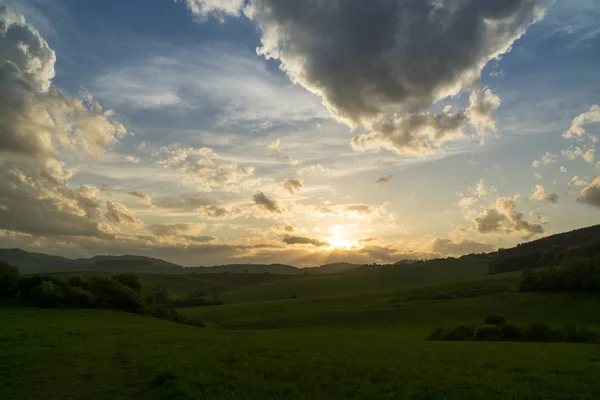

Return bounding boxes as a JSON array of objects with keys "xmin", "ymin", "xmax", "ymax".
[
  {"xmin": 61, "ymin": 286, "xmax": 96, "ymax": 308},
  {"xmin": 524, "ymin": 322, "xmax": 553, "ymax": 342},
  {"xmin": 484, "ymin": 314, "xmax": 506, "ymax": 326},
  {"xmin": 0, "ymin": 261, "xmax": 20, "ymax": 297},
  {"xmin": 18, "ymin": 276, "xmax": 65, "ymax": 299},
  {"xmin": 473, "ymin": 325, "xmax": 503, "ymax": 341},
  {"xmin": 499, "ymin": 324, "xmax": 523, "ymax": 341},
  {"xmin": 83, "ymin": 277, "xmax": 143, "ymax": 313},
  {"xmin": 555, "ymin": 324, "xmax": 600, "ymax": 344},
  {"xmin": 31, "ymin": 281, "xmax": 63, "ymax": 308},
  {"xmin": 444, "ymin": 325, "xmax": 475, "ymax": 341},
  {"xmin": 67, "ymin": 276, "xmax": 84, "ymax": 287},
  {"xmin": 146, "ymin": 285, "xmax": 170, "ymax": 305},
  {"xmin": 427, "ymin": 327, "xmax": 447, "ymax": 341},
  {"xmin": 112, "ymin": 273, "xmax": 142, "ymax": 294}
]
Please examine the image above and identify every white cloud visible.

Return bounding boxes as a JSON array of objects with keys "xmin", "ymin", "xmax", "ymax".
[
  {"xmin": 564, "ymin": 105, "xmax": 600, "ymax": 139},
  {"xmin": 431, "ymin": 238, "xmax": 493, "ymax": 256},
  {"xmin": 154, "ymin": 146, "xmax": 254, "ymax": 192},
  {"xmin": 0, "ymin": 6, "xmax": 125, "ymax": 159},
  {"xmin": 473, "ymin": 196, "xmax": 544, "ymax": 239},
  {"xmin": 176, "ymin": 0, "xmax": 244, "ymax": 18},
  {"xmin": 92, "ymin": 47, "xmax": 328, "ymax": 129},
  {"xmin": 529, "ymin": 184, "xmax": 558, "ymax": 203},
  {"xmin": 532, "ymin": 152, "xmax": 558, "ymax": 168},
  {"xmin": 578, "ymin": 177, "xmax": 600, "ymax": 208},
  {"xmin": 569, "ymin": 176, "xmax": 587, "ymax": 186}
]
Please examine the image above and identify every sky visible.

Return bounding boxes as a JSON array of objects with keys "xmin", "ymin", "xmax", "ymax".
[{"xmin": 0, "ymin": 0, "xmax": 599, "ymax": 267}]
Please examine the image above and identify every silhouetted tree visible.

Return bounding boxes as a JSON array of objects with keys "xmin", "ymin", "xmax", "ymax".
[{"xmin": 0, "ymin": 261, "xmax": 19, "ymax": 297}]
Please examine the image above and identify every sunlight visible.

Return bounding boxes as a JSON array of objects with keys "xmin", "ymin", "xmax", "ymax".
[{"xmin": 326, "ymin": 236, "xmax": 353, "ymax": 249}]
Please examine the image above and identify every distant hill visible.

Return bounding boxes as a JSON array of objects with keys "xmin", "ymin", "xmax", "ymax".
[
  {"xmin": 498, "ymin": 225, "xmax": 600, "ymax": 259},
  {"xmin": 491, "ymin": 224, "xmax": 600, "ymax": 274},
  {"xmin": 0, "ymin": 248, "xmax": 355, "ymax": 275}
]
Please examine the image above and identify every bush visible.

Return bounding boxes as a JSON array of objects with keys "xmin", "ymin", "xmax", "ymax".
[
  {"xmin": 146, "ymin": 285, "xmax": 170, "ymax": 305},
  {"xmin": 61, "ymin": 286, "xmax": 96, "ymax": 308},
  {"xmin": 499, "ymin": 324, "xmax": 523, "ymax": 341},
  {"xmin": 444, "ymin": 325, "xmax": 475, "ymax": 341},
  {"xmin": 484, "ymin": 314, "xmax": 506, "ymax": 326},
  {"xmin": 473, "ymin": 325, "xmax": 503, "ymax": 341},
  {"xmin": 0, "ymin": 261, "xmax": 20, "ymax": 297},
  {"xmin": 18, "ymin": 276, "xmax": 65, "ymax": 299},
  {"xmin": 427, "ymin": 327, "xmax": 447, "ymax": 341},
  {"xmin": 524, "ymin": 322, "xmax": 553, "ymax": 342},
  {"xmin": 83, "ymin": 277, "xmax": 143, "ymax": 312},
  {"xmin": 67, "ymin": 276, "xmax": 84, "ymax": 287},
  {"xmin": 555, "ymin": 324, "xmax": 600, "ymax": 344},
  {"xmin": 112, "ymin": 273, "xmax": 142, "ymax": 294},
  {"xmin": 31, "ymin": 281, "xmax": 63, "ymax": 308}
]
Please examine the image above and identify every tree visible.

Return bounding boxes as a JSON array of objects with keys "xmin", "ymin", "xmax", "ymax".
[
  {"xmin": 31, "ymin": 281, "xmax": 63, "ymax": 308},
  {"xmin": 67, "ymin": 276, "xmax": 84, "ymax": 287},
  {"xmin": 112, "ymin": 273, "xmax": 142, "ymax": 294},
  {"xmin": 209, "ymin": 286, "xmax": 222, "ymax": 302},
  {"xmin": 147, "ymin": 285, "xmax": 170, "ymax": 305},
  {"xmin": 0, "ymin": 261, "xmax": 20, "ymax": 297}
]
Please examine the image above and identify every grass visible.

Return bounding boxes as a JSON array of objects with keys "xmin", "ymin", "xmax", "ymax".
[
  {"xmin": 219, "ymin": 256, "xmax": 492, "ymax": 304},
  {"xmin": 4, "ymin": 259, "xmax": 600, "ymax": 399}
]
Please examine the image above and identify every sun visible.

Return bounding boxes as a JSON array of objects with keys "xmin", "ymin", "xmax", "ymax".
[{"xmin": 326, "ymin": 236, "xmax": 353, "ymax": 249}]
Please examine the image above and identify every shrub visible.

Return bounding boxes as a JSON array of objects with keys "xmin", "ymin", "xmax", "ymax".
[
  {"xmin": 555, "ymin": 324, "xmax": 600, "ymax": 344},
  {"xmin": 499, "ymin": 324, "xmax": 523, "ymax": 341},
  {"xmin": 112, "ymin": 273, "xmax": 142, "ymax": 294},
  {"xmin": 444, "ymin": 325, "xmax": 475, "ymax": 341},
  {"xmin": 83, "ymin": 277, "xmax": 143, "ymax": 312},
  {"xmin": 427, "ymin": 327, "xmax": 447, "ymax": 341},
  {"xmin": 0, "ymin": 261, "xmax": 20, "ymax": 297},
  {"xmin": 484, "ymin": 314, "xmax": 506, "ymax": 326},
  {"xmin": 290, "ymin": 293, "xmax": 298, "ymax": 299},
  {"xmin": 524, "ymin": 322, "xmax": 553, "ymax": 342},
  {"xmin": 61, "ymin": 286, "xmax": 96, "ymax": 308},
  {"xmin": 146, "ymin": 285, "xmax": 170, "ymax": 305},
  {"xmin": 18, "ymin": 276, "xmax": 65, "ymax": 299},
  {"xmin": 473, "ymin": 325, "xmax": 503, "ymax": 341},
  {"xmin": 67, "ymin": 276, "xmax": 84, "ymax": 287},
  {"xmin": 31, "ymin": 281, "xmax": 63, "ymax": 308}
]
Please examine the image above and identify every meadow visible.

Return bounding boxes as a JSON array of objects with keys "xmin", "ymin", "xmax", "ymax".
[{"xmin": 2, "ymin": 258, "xmax": 600, "ymax": 399}]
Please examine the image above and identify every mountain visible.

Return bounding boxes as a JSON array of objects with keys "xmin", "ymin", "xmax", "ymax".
[
  {"xmin": 0, "ymin": 249, "xmax": 319, "ymax": 275},
  {"xmin": 305, "ymin": 262, "xmax": 363, "ymax": 274}
]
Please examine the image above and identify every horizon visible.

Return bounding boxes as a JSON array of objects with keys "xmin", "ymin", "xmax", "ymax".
[{"xmin": 1, "ymin": 0, "xmax": 599, "ymax": 266}]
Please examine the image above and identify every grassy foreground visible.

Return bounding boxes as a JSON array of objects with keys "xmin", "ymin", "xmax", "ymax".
[{"xmin": 3, "ymin": 270, "xmax": 600, "ymax": 399}]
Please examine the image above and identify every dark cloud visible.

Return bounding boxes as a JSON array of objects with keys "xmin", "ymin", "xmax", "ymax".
[
  {"xmin": 546, "ymin": 193, "xmax": 559, "ymax": 204},
  {"xmin": 282, "ymin": 235, "xmax": 328, "ymax": 247},
  {"xmin": 252, "ymin": 191, "xmax": 282, "ymax": 213},
  {"xmin": 578, "ymin": 177, "xmax": 600, "ymax": 207},
  {"xmin": 431, "ymin": 238, "xmax": 494, "ymax": 256},
  {"xmin": 283, "ymin": 178, "xmax": 304, "ymax": 194},
  {"xmin": 344, "ymin": 204, "xmax": 372, "ymax": 214},
  {"xmin": 105, "ymin": 201, "xmax": 143, "ymax": 226},
  {"xmin": 376, "ymin": 175, "xmax": 392, "ymax": 184},
  {"xmin": 473, "ymin": 197, "xmax": 544, "ymax": 239},
  {"xmin": 244, "ymin": 0, "xmax": 542, "ymax": 153},
  {"xmin": 128, "ymin": 191, "xmax": 153, "ymax": 206}
]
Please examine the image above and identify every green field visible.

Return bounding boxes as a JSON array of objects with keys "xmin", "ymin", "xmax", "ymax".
[{"xmin": 3, "ymin": 259, "xmax": 600, "ymax": 399}]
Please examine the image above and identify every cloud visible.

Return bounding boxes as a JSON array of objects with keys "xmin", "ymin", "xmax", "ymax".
[
  {"xmin": 473, "ymin": 196, "xmax": 544, "ymax": 238},
  {"xmin": 0, "ymin": 6, "xmax": 125, "ymax": 159},
  {"xmin": 283, "ymin": 178, "xmax": 303, "ymax": 195},
  {"xmin": 560, "ymin": 166, "xmax": 567, "ymax": 173},
  {"xmin": 564, "ymin": 105, "xmax": 600, "ymax": 139},
  {"xmin": 0, "ymin": 157, "xmax": 108, "ymax": 238},
  {"xmin": 569, "ymin": 176, "xmax": 587, "ymax": 186},
  {"xmin": 128, "ymin": 191, "xmax": 153, "ymax": 206},
  {"xmin": 154, "ymin": 146, "xmax": 254, "ymax": 192},
  {"xmin": 105, "ymin": 201, "xmax": 143, "ymax": 227},
  {"xmin": 298, "ymin": 164, "xmax": 328, "ymax": 175},
  {"xmin": 578, "ymin": 177, "xmax": 600, "ymax": 208},
  {"xmin": 252, "ymin": 191, "xmax": 282, "ymax": 213},
  {"xmin": 376, "ymin": 175, "xmax": 392, "ymax": 184},
  {"xmin": 532, "ymin": 152, "xmax": 558, "ymax": 168},
  {"xmin": 147, "ymin": 223, "xmax": 215, "ymax": 243},
  {"xmin": 267, "ymin": 139, "xmax": 300, "ymax": 166},
  {"xmin": 431, "ymin": 238, "xmax": 494, "ymax": 256},
  {"xmin": 177, "ymin": 0, "xmax": 244, "ymax": 18},
  {"xmin": 474, "ymin": 179, "xmax": 496, "ymax": 198},
  {"xmin": 343, "ymin": 204, "xmax": 372, "ymax": 215},
  {"xmin": 241, "ymin": 0, "xmax": 543, "ymax": 154},
  {"xmin": 529, "ymin": 184, "xmax": 558, "ymax": 203},
  {"xmin": 282, "ymin": 235, "xmax": 327, "ymax": 247}
]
